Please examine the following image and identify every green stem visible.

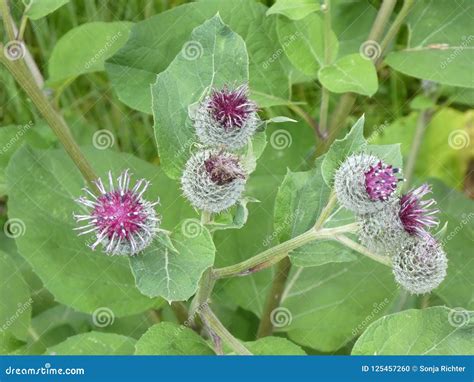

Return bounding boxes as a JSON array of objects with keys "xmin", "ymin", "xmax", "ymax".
[
  {"xmin": 367, "ymin": 0, "xmax": 397, "ymax": 42},
  {"xmin": 256, "ymin": 257, "xmax": 291, "ymax": 338},
  {"xmin": 1, "ymin": 56, "xmax": 98, "ymax": 188},
  {"xmin": 201, "ymin": 211, "xmax": 212, "ymax": 225},
  {"xmin": 286, "ymin": 102, "xmax": 326, "ymax": 140},
  {"xmin": 319, "ymin": 87, "xmax": 330, "ymax": 135},
  {"xmin": 212, "ymin": 223, "xmax": 358, "ymax": 279},
  {"xmin": 318, "ymin": 0, "xmax": 332, "ymax": 136},
  {"xmin": 188, "ymin": 268, "xmax": 215, "ymax": 324},
  {"xmin": 377, "ymin": 0, "xmax": 415, "ymax": 66},
  {"xmin": 199, "ymin": 305, "xmax": 252, "ymax": 355},
  {"xmin": 403, "ymin": 109, "xmax": 434, "ymax": 188},
  {"xmin": 334, "ymin": 235, "xmax": 392, "ymax": 267},
  {"xmin": 314, "ymin": 190, "xmax": 337, "ymax": 229}
]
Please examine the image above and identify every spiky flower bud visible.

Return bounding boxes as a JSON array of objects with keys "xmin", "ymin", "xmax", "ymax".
[
  {"xmin": 358, "ymin": 184, "xmax": 439, "ymax": 255},
  {"xmin": 392, "ymin": 236, "xmax": 447, "ymax": 294},
  {"xmin": 334, "ymin": 153, "xmax": 402, "ymax": 214},
  {"xmin": 181, "ymin": 149, "xmax": 246, "ymax": 213},
  {"xmin": 74, "ymin": 170, "xmax": 160, "ymax": 256},
  {"xmin": 193, "ymin": 84, "xmax": 260, "ymax": 150}
]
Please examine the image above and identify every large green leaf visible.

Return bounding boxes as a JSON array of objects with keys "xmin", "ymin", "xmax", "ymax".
[
  {"xmin": 47, "ymin": 22, "xmax": 132, "ymax": 86},
  {"xmin": 273, "ymin": 165, "xmax": 356, "ymax": 267},
  {"xmin": 385, "ymin": 0, "xmax": 474, "ymax": 88},
  {"xmin": 244, "ymin": 336, "xmax": 306, "ymax": 355},
  {"xmin": 152, "ymin": 14, "xmax": 248, "ymax": 179},
  {"xmin": 0, "ymin": 251, "xmax": 32, "ymax": 342},
  {"xmin": 318, "ymin": 54, "xmax": 378, "ymax": 96},
  {"xmin": 130, "ymin": 224, "xmax": 215, "ymax": 303},
  {"xmin": 25, "ymin": 0, "xmax": 69, "ymax": 20},
  {"xmin": 352, "ymin": 307, "xmax": 473, "ymax": 355},
  {"xmin": 281, "ymin": 258, "xmax": 397, "ymax": 351},
  {"xmin": 266, "ymin": 0, "xmax": 320, "ymax": 20},
  {"xmin": 6, "ymin": 146, "xmax": 189, "ymax": 316},
  {"xmin": 106, "ymin": 0, "xmax": 290, "ymax": 113},
  {"xmin": 135, "ymin": 322, "xmax": 214, "ymax": 355},
  {"xmin": 276, "ymin": 13, "xmax": 339, "ymax": 77},
  {"xmin": 432, "ymin": 180, "xmax": 474, "ymax": 310},
  {"xmin": 46, "ymin": 332, "xmax": 136, "ymax": 355},
  {"xmin": 321, "ymin": 115, "xmax": 367, "ymax": 185}
]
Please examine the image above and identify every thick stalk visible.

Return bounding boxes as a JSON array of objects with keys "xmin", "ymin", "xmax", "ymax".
[
  {"xmin": 199, "ymin": 305, "xmax": 252, "ymax": 355},
  {"xmin": 256, "ymin": 257, "xmax": 291, "ymax": 338},
  {"xmin": 318, "ymin": 0, "xmax": 333, "ymax": 136},
  {"xmin": 212, "ymin": 223, "xmax": 358, "ymax": 279},
  {"xmin": 367, "ymin": 0, "xmax": 397, "ymax": 42},
  {"xmin": 0, "ymin": 0, "xmax": 15, "ymax": 40},
  {"xmin": 1, "ymin": 58, "xmax": 98, "ymax": 187},
  {"xmin": 188, "ymin": 268, "xmax": 215, "ymax": 324}
]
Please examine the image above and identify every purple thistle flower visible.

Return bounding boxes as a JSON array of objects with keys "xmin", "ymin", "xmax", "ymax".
[
  {"xmin": 193, "ymin": 84, "xmax": 260, "ymax": 150},
  {"xmin": 364, "ymin": 161, "xmax": 400, "ymax": 201},
  {"xmin": 399, "ymin": 184, "xmax": 439, "ymax": 237},
  {"xmin": 208, "ymin": 85, "xmax": 257, "ymax": 131},
  {"xmin": 74, "ymin": 170, "xmax": 160, "ymax": 256}
]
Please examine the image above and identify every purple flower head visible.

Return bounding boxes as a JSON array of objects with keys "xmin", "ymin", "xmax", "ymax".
[
  {"xmin": 204, "ymin": 153, "xmax": 245, "ymax": 186},
  {"xmin": 74, "ymin": 170, "xmax": 159, "ymax": 256},
  {"xmin": 208, "ymin": 85, "xmax": 257, "ymax": 131},
  {"xmin": 399, "ymin": 184, "xmax": 439, "ymax": 237},
  {"xmin": 364, "ymin": 161, "xmax": 400, "ymax": 201}
]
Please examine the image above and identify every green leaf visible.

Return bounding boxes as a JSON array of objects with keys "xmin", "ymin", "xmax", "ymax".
[
  {"xmin": 281, "ymin": 259, "xmax": 397, "ymax": 351},
  {"xmin": 46, "ymin": 332, "xmax": 136, "ymax": 355},
  {"xmin": 244, "ymin": 336, "xmax": 306, "ymax": 355},
  {"xmin": 372, "ymin": 109, "xmax": 470, "ymax": 190},
  {"xmin": 318, "ymin": 54, "xmax": 378, "ymax": 96},
  {"xmin": 266, "ymin": 0, "xmax": 320, "ymax": 20},
  {"xmin": 0, "ymin": 251, "xmax": 32, "ymax": 341},
  {"xmin": 352, "ymin": 307, "xmax": 474, "ymax": 355},
  {"xmin": 47, "ymin": 22, "xmax": 132, "ymax": 86},
  {"xmin": 277, "ymin": 13, "xmax": 338, "ymax": 77},
  {"xmin": 106, "ymin": 0, "xmax": 291, "ymax": 113},
  {"xmin": 130, "ymin": 224, "xmax": 215, "ymax": 303},
  {"xmin": 385, "ymin": 0, "xmax": 474, "ymax": 88},
  {"xmin": 208, "ymin": 197, "xmax": 259, "ymax": 233},
  {"xmin": 273, "ymin": 166, "xmax": 356, "ymax": 267},
  {"xmin": 152, "ymin": 14, "xmax": 248, "ymax": 179},
  {"xmin": 0, "ymin": 122, "xmax": 54, "ymax": 195},
  {"xmin": 25, "ymin": 0, "xmax": 69, "ymax": 20},
  {"xmin": 366, "ymin": 144, "xmax": 403, "ymax": 169},
  {"xmin": 431, "ymin": 180, "xmax": 474, "ymax": 310},
  {"xmin": 321, "ymin": 115, "xmax": 367, "ymax": 185},
  {"xmin": 135, "ymin": 322, "xmax": 214, "ymax": 355},
  {"xmin": 6, "ymin": 146, "xmax": 174, "ymax": 316}
]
